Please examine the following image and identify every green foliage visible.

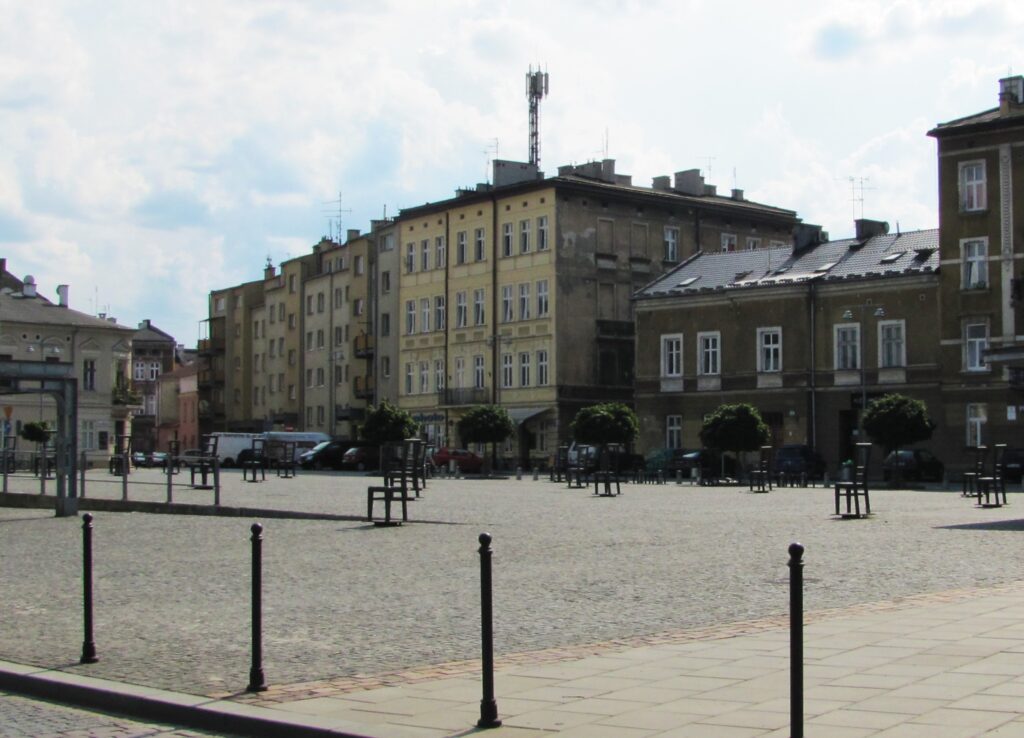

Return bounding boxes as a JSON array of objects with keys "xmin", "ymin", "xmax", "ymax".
[
  {"xmin": 20, "ymin": 421, "xmax": 50, "ymax": 444},
  {"xmin": 457, "ymin": 405, "xmax": 515, "ymax": 446},
  {"xmin": 360, "ymin": 400, "xmax": 419, "ymax": 445},
  {"xmin": 862, "ymin": 393, "xmax": 935, "ymax": 453},
  {"xmin": 570, "ymin": 402, "xmax": 639, "ymax": 446},
  {"xmin": 699, "ymin": 403, "xmax": 770, "ymax": 453}
]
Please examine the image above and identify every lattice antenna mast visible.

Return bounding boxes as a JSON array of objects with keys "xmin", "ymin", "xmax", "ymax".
[
  {"xmin": 526, "ymin": 66, "xmax": 549, "ymax": 167},
  {"xmin": 322, "ymin": 191, "xmax": 352, "ymax": 241}
]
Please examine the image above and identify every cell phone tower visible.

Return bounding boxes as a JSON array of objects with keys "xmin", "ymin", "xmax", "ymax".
[{"xmin": 526, "ymin": 66, "xmax": 549, "ymax": 168}]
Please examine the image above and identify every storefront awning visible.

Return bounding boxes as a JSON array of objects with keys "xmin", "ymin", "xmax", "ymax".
[{"xmin": 506, "ymin": 407, "xmax": 550, "ymax": 425}]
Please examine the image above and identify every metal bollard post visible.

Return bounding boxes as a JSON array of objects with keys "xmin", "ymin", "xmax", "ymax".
[
  {"xmin": 166, "ymin": 458, "xmax": 173, "ymax": 503},
  {"xmin": 80, "ymin": 513, "xmax": 98, "ymax": 664},
  {"xmin": 213, "ymin": 459, "xmax": 221, "ymax": 506},
  {"xmin": 477, "ymin": 533, "xmax": 501, "ymax": 729},
  {"xmin": 79, "ymin": 451, "xmax": 87, "ymax": 499},
  {"xmin": 515, "ymin": 466, "xmax": 522, "ymax": 480},
  {"xmin": 2, "ymin": 450, "xmax": 8, "ymax": 494},
  {"xmin": 121, "ymin": 457, "xmax": 128, "ymax": 501},
  {"xmin": 533, "ymin": 467, "xmax": 539, "ymax": 481},
  {"xmin": 676, "ymin": 469, "xmax": 682, "ymax": 485},
  {"xmin": 247, "ymin": 523, "xmax": 267, "ymax": 692},
  {"xmin": 789, "ymin": 542, "xmax": 804, "ymax": 738}
]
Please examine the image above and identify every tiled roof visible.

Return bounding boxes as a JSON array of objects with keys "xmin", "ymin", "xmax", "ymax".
[
  {"xmin": 0, "ymin": 289, "xmax": 134, "ymax": 331},
  {"xmin": 928, "ymin": 107, "xmax": 1024, "ymax": 136},
  {"xmin": 634, "ymin": 229, "xmax": 939, "ymax": 300}
]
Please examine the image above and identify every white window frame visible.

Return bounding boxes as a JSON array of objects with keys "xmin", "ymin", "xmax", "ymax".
[
  {"xmin": 502, "ymin": 222, "xmax": 513, "ymax": 257},
  {"xmin": 959, "ymin": 160, "xmax": 987, "ymax": 212},
  {"xmin": 746, "ymin": 237, "xmax": 761, "ymax": 251},
  {"xmin": 661, "ymin": 334, "xmax": 682, "ymax": 377},
  {"xmin": 666, "ymin": 415, "xmax": 682, "ymax": 449},
  {"xmin": 454, "ymin": 356, "xmax": 465, "ymax": 388},
  {"xmin": 961, "ymin": 238, "xmax": 988, "ymax": 289},
  {"xmin": 456, "ymin": 231, "xmax": 467, "ymax": 264},
  {"xmin": 664, "ymin": 226, "xmax": 679, "ymax": 262},
  {"xmin": 964, "ymin": 321, "xmax": 989, "ymax": 372},
  {"xmin": 878, "ymin": 319, "xmax": 906, "ymax": 368},
  {"xmin": 435, "ymin": 295, "xmax": 446, "ymax": 331},
  {"xmin": 420, "ymin": 298, "xmax": 431, "ymax": 333},
  {"xmin": 435, "ymin": 359, "xmax": 445, "ymax": 391},
  {"xmin": 519, "ymin": 283, "xmax": 531, "ymax": 320},
  {"xmin": 501, "ymin": 353, "xmax": 513, "ymax": 388},
  {"xmin": 405, "ymin": 363, "xmax": 414, "ymax": 394},
  {"xmin": 536, "ymin": 279, "xmax": 549, "ymax": 317},
  {"xmin": 473, "ymin": 288, "xmax": 486, "ymax": 326},
  {"xmin": 721, "ymin": 233, "xmax": 737, "ymax": 252},
  {"xmin": 834, "ymin": 324, "xmax": 860, "ymax": 371},
  {"xmin": 405, "ymin": 243, "xmax": 415, "ymax": 273},
  {"xmin": 966, "ymin": 403, "xmax": 986, "ymax": 446},
  {"xmin": 537, "ymin": 215, "xmax": 549, "ymax": 251},
  {"xmin": 697, "ymin": 331, "xmax": 721, "ymax": 375},
  {"xmin": 520, "ymin": 219, "xmax": 531, "ymax": 254},
  {"xmin": 519, "ymin": 351, "xmax": 530, "ymax": 387},
  {"xmin": 405, "ymin": 300, "xmax": 416, "ymax": 335},
  {"xmin": 502, "ymin": 285, "xmax": 514, "ymax": 322},
  {"xmin": 536, "ymin": 349, "xmax": 549, "ymax": 386},
  {"xmin": 456, "ymin": 291, "xmax": 467, "ymax": 328},
  {"xmin": 757, "ymin": 327, "xmax": 782, "ymax": 373},
  {"xmin": 419, "ymin": 361, "xmax": 429, "ymax": 393},
  {"xmin": 473, "ymin": 355, "xmax": 485, "ymax": 389},
  {"xmin": 474, "ymin": 227, "xmax": 485, "ymax": 261},
  {"xmin": 435, "ymin": 235, "xmax": 446, "ymax": 268},
  {"xmin": 420, "ymin": 240, "xmax": 429, "ymax": 271}
]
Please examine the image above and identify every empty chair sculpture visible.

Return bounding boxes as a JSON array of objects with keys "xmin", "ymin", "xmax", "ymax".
[
  {"xmin": 748, "ymin": 446, "xmax": 774, "ymax": 493},
  {"xmin": 242, "ymin": 438, "xmax": 266, "ymax": 483},
  {"xmin": 834, "ymin": 443, "xmax": 872, "ymax": 518},
  {"xmin": 976, "ymin": 443, "xmax": 1008, "ymax": 508},
  {"xmin": 367, "ymin": 441, "xmax": 415, "ymax": 525},
  {"xmin": 961, "ymin": 445, "xmax": 988, "ymax": 497}
]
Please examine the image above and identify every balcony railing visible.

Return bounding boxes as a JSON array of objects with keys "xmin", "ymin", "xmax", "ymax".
[
  {"xmin": 197, "ymin": 336, "xmax": 225, "ymax": 354},
  {"xmin": 439, "ymin": 388, "xmax": 490, "ymax": 406},
  {"xmin": 354, "ymin": 333, "xmax": 375, "ymax": 358},
  {"xmin": 1010, "ymin": 367, "xmax": 1024, "ymax": 390},
  {"xmin": 353, "ymin": 375, "xmax": 376, "ymax": 399}
]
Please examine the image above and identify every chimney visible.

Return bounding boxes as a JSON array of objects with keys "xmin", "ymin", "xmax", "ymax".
[
  {"xmin": 57, "ymin": 284, "xmax": 69, "ymax": 307},
  {"xmin": 22, "ymin": 275, "xmax": 36, "ymax": 298},
  {"xmin": 347, "ymin": 229, "xmax": 360, "ymax": 242},
  {"xmin": 854, "ymin": 218, "xmax": 890, "ymax": 241},
  {"xmin": 673, "ymin": 169, "xmax": 705, "ymax": 196},
  {"xmin": 731, "ymin": 188, "xmax": 744, "ymax": 201},
  {"xmin": 0, "ymin": 258, "xmax": 6, "ymax": 275},
  {"xmin": 138, "ymin": 318, "xmax": 151, "ymax": 329},
  {"xmin": 264, "ymin": 262, "xmax": 276, "ymax": 280},
  {"xmin": 652, "ymin": 175, "xmax": 671, "ymax": 191},
  {"xmin": 999, "ymin": 76, "xmax": 1024, "ymax": 114}
]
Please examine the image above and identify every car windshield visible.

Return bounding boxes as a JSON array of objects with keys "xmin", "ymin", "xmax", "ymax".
[{"xmin": 309, "ymin": 442, "xmax": 330, "ymax": 452}]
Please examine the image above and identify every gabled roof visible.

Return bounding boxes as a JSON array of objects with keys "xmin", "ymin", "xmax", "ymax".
[
  {"xmin": 634, "ymin": 229, "xmax": 939, "ymax": 301},
  {"xmin": 133, "ymin": 320, "xmax": 176, "ymax": 343}
]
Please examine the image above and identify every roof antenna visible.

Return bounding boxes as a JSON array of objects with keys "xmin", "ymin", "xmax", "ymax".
[{"xmin": 526, "ymin": 66, "xmax": 549, "ymax": 167}]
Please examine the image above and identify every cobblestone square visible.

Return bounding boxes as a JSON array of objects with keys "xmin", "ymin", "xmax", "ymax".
[{"xmin": 2, "ymin": 469, "xmax": 1022, "ymax": 699}]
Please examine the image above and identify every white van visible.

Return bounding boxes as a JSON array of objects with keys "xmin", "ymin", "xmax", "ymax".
[
  {"xmin": 262, "ymin": 431, "xmax": 331, "ymax": 461},
  {"xmin": 209, "ymin": 432, "xmax": 262, "ymax": 467}
]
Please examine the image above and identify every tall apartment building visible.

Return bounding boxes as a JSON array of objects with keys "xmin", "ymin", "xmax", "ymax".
[
  {"xmin": 395, "ymin": 159, "xmax": 798, "ymax": 466},
  {"xmin": 929, "ymin": 75, "xmax": 1024, "ymax": 456},
  {"xmin": 129, "ymin": 319, "xmax": 177, "ymax": 453}
]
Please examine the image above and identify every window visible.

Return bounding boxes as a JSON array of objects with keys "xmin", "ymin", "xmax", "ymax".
[
  {"xmin": 334, "ymin": 365, "xmax": 342, "ymax": 385},
  {"xmin": 405, "ymin": 363, "xmax": 413, "ymax": 394},
  {"xmin": 306, "ymin": 331, "xmax": 314, "ymax": 351},
  {"xmin": 960, "ymin": 160, "xmax": 986, "ymax": 212},
  {"xmin": 474, "ymin": 228, "xmax": 485, "ymax": 261},
  {"xmin": 965, "ymin": 322, "xmax": 989, "ymax": 371},
  {"xmin": 473, "ymin": 288, "xmax": 486, "ymax": 325},
  {"xmin": 454, "ymin": 356, "xmax": 465, "ymax": 388},
  {"xmin": 214, "ymin": 296, "xmax": 226, "ymax": 312},
  {"xmin": 473, "ymin": 355, "xmax": 485, "ymax": 388},
  {"xmin": 419, "ymin": 361, "xmax": 429, "ymax": 393},
  {"xmin": 661, "ymin": 334, "xmax": 682, "ymax": 377},
  {"xmin": 501, "ymin": 285, "xmax": 514, "ymax": 322},
  {"xmin": 502, "ymin": 223, "xmax": 513, "ymax": 257},
  {"xmin": 269, "ymin": 307, "xmax": 275, "ymax": 324},
  {"xmin": 758, "ymin": 327, "xmax": 782, "ymax": 373},
  {"xmin": 317, "ymin": 405, "xmax": 325, "ymax": 425},
  {"xmin": 354, "ymin": 297, "xmax": 364, "ymax": 316},
  {"xmin": 334, "ymin": 287, "xmax": 343, "ymax": 308},
  {"xmin": 288, "ymin": 383, "xmax": 295, "ymax": 400},
  {"xmin": 537, "ymin": 215, "xmax": 549, "ymax": 251},
  {"xmin": 536, "ymin": 349, "xmax": 549, "ymax": 385},
  {"xmin": 316, "ymin": 329, "xmax": 325, "ymax": 349},
  {"xmin": 381, "ymin": 271, "xmax": 391, "ymax": 293},
  {"xmin": 418, "ymin": 298, "xmax": 430, "ymax": 333},
  {"xmin": 288, "ymin": 275, "xmax": 296, "ymax": 293},
  {"xmin": 317, "ymin": 292, "xmax": 325, "ymax": 313},
  {"xmin": 406, "ymin": 243, "xmax": 415, "ymax": 273},
  {"xmin": 435, "ymin": 235, "xmax": 446, "ymax": 268},
  {"xmin": 134, "ymin": 360, "xmax": 145, "ymax": 380},
  {"xmin": 287, "ymin": 313, "xmax": 295, "ymax": 329},
  {"xmin": 721, "ymin": 233, "xmax": 737, "ymax": 252},
  {"xmin": 501, "ymin": 353, "xmax": 513, "ymax": 388},
  {"xmin": 664, "ymin": 227, "xmax": 679, "ymax": 262},
  {"xmin": 520, "ymin": 219, "xmax": 531, "ymax": 253},
  {"xmin": 305, "ymin": 368, "xmax": 313, "ymax": 387},
  {"xmin": 519, "ymin": 283, "xmax": 531, "ymax": 320},
  {"xmin": 380, "ymin": 313, "xmax": 391, "ymax": 337},
  {"xmin": 278, "ymin": 304, "xmax": 285, "ymax": 322},
  {"xmin": 83, "ymin": 359, "xmax": 96, "ymax": 391},
  {"xmin": 967, "ymin": 403, "xmax": 986, "ymax": 446},
  {"xmin": 148, "ymin": 361, "xmax": 160, "ymax": 380},
  {"xmin": 278, "ymin": 337, "xmax": 284, "ymax": 356},
  {"xmin": 878, "ymin": 320, "xmax": 905, "ymax": 368},
  {"xmin": 381, "ymin": 356, "xmax": 391, "ymax": 378},
  {"xmin": 380, "ymin": 233, "xmax": 395, "ymax": 251},
  {"xmin": 961, "ymin": 239, "xmax": 988, "ymax": 288},
  {"xmin": 519, "ymin": 352, "xmax": 530, "ymax": 387},
  {"xmin": 435, "ymin": 295, "xmax": 446, "ymax": 330},
  {"xmin": 269, "ymin": 341, "xmax": 276, "ymax": 358},
  {"xmin": 435, "ymin": 359, "xmax": 445, "ymax": 391},
  {"xmin": 536, "ymin": 279, "xmax": 549, "ymax": 317},
  {"xmin": 421, "ymin": 240, "xmax": 429, "ymax": 271},
  {"xmin": 405, "ymin": 300, "xmax": 416, "ymax": 335},
  {"xmin": 306, "ymin": 295, "xmax": 314, "ymax": 315},
  {"xmin": 456, "ymin": 291, "xmax": 468, "ymax": 328},
  {"xmin": 835, "ymin": 325, "xmax": 860, "ymax": 370},
  {"xmin": 746, "ymin": 237, "xmax": 761, "ymax": 251},
  {"xmin": 698, "ymin": 332, "xmax": 720, "ymax": 375},
  {"xmin": 81, "ymin": 420, "xmax": 96, "ymax": 450},
  {"xmin": 666, "ymin": 415, "xmax": 682, "ymax": 449},
  {"xmin": 334, "ymin": 326, "xmax": 343, "ymax": 346},
  {"xmin": 456, "ymin": 231, "xmax": 467, "ymax": 264},
  {"xmin": 316, "ymin": 367, "xmax": 325, "ymax": 386}
]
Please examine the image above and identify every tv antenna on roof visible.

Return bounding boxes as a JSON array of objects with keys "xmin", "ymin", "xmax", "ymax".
[
  {"xmin": 526, "ymin": 66, "xmax": 549, "ymax": 167},
  {"xmin": 322, "ymin": 191, "xmax": 352, "ymax": 242},
  {"xmin": 484, "ymin": 138, "xmax": 499, "ymax": 183},
  {"xmin": 844, "ymin": 176, "xmax": 874, "ymax": 220}
]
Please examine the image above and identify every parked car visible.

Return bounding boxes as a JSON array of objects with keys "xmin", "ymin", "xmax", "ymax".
[
  {"xmin": 339, "ymin": 445, "xmax": 381, "ymax": 471},
  {"xmin": 299, "ymin": 440, "xmax": 354, "ymax": 470},
  {"xmin": 179, "ymin": 449, "xmax": 205, "ymax": 467},
  {"xmin": 1001, "ymin": 447, "xmax": 1024, "ymax": 483},
  {"xmin": 432, "ymin": 447, "xmax": 484, "ymax": 473},
  {"xmin": 774, "ymin": 445, "xmax": 826, "ymax": 480},
  {"xmin": 131, "ymin": 451, "xmax": 168, "ymax": 468},
  {"xmin": 671, "ymin": 449, "xmax": 738, "ymax": 480},
  {"xmin": 882, "ymin": 449, "xmax": 945, "ymax": 482}
]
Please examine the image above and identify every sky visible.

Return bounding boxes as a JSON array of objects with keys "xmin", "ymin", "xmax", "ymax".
[{"xmin": 1, "ymin": 0, "xmax": 1022, "ymax": 345}]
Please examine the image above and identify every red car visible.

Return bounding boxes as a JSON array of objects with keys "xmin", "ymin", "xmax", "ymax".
[{"xmin": 432, "ymin": 447, "xmax": 484, "ymax": 473}]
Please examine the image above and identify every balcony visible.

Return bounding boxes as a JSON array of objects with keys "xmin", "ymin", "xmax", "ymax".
[
  {"xmin": 596, "ymin": 320, "xmax": 634, "ymax": 340},
  {"xmin": 354, "ymin": 333, "xmax": 375, "ymax": 358},
  {"xmin": 1011, "ymin": 367, "xmax": 1024, "ymax": 390},
  {"xmin": 354, "ymin": 375, "xmax": 376, "ymax": 399},
  {"xmin": 439, "ymin": 388, "xmax": 489, "ymax": 406},
  {"xmin": 197, "ymin": 369, "xmax": 223, "ymax": 388},
  {"xmin": 198, "ymin": 336, "xmax": 225, "ymax": 355}
]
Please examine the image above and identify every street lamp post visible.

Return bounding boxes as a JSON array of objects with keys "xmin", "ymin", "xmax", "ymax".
[{"xmin": 841, "ymin": 304, "xmax": 885, "ymax": 437}]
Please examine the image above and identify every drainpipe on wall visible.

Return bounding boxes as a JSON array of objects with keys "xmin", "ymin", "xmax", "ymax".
[{"xmin": 808, "ymin": 278, "xmax": 818, "ymax": 449}]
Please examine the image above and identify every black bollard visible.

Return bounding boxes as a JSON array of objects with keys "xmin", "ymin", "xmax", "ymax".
[
  {"xmin": 477, "ymin": 533, "xmax": 501, "ymax": 729},
  {"xmin": 80, "ymin": 513, "xmax": 98, "ymax": 664},
  {"xmin": 247, "ymin": 522, "xmax": 267, "ymax": 692},
  {"xmin": 789, "ymin": 542, "xmax": 804, "ymax": 738}
]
